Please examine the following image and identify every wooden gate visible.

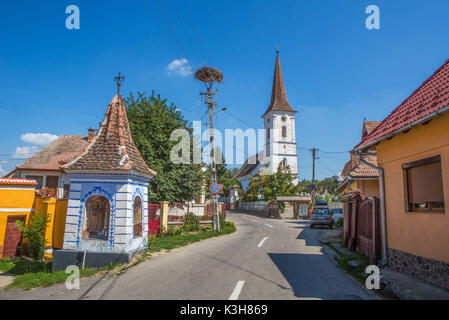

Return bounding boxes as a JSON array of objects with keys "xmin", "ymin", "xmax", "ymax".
[
  {"xmin": 2, "ymin": 216, "xmax": 26, "ymax": 258},
  {"xmin": 357, "ymin": 197, "xmax": 380, "ymax": 264},
  {"xmin": 148, "ymin": 204, "xmax": 160, "ymax": 236}
]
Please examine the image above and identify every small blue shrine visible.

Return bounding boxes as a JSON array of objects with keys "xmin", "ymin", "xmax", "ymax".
[{"xmin": 54, "ymin": 76, "xmax": 157, "ymax": 269}]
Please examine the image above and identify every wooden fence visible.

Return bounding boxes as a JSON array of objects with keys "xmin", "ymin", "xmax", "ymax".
[{"xmin": 341, "ymin": 192, "xmax": 381, "ymax": 264}]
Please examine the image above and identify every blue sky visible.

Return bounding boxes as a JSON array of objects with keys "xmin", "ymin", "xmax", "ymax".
[{"xmin": 1, "ymin": 0, "xmax": 449, "ymax": 180}]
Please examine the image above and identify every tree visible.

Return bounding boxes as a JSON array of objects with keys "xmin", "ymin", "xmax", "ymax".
[
  {"xmin": 126, "ymin": 92, "xmax": 205, "ymax": 202},
  {"xmin": 17, "ymin": 211, "xmax": 51, "ymax": 261},
  {"xmin": 243, "ymin": 162, "xmax": 298, "ymax": 202}
]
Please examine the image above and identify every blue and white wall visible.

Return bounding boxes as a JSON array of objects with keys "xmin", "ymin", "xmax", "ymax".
[{"xmin": 63, "ymin": 172, "xmax": 149, "ymax": 253}]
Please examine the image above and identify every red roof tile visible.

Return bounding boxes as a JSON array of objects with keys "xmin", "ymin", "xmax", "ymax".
[
  {"xmin": 357, "ymin": 59, "xmax": 449, "ymax": 149},
  {"xmin": 234, "ymin": 152, "xmax": 263, "ymax": 179},
  {"xmin": 63, "ymin": 95, "xmax": 157, "ymax": 177},
  {"xmin": 0, "ymin": 178, "xmax": 38, "ymax": 186},
  {"xmin": 16, "ymin": 135, "xmax": 89, "ymax": 171}
]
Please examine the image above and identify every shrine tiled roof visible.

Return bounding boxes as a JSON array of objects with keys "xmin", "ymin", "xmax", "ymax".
[
  {"xmin": 357, "ymin": 59, "xmax": 449, "ymax": 150},
  {"xmin": 63, "ymin": 94, "xmax": 157, "ymax": 177}
]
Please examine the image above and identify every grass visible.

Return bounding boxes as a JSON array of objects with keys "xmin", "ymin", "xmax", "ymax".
[
  {"xmin": 148, "ymin": 221, "xmax": 236, "ymax": 253},
  {"xmin": 0, "ymin": 258, "xmax": 118, "ymax": 290},
  {"xmin": 0, "ymin": 221, "xmax": 236, "ymax": 290}
]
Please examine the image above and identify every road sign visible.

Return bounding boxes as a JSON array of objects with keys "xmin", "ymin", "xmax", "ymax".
[
  {"xmin": 209, "ymin": 183, "xmax": 220, "ymax": 194},
  {"xmin": 311, "ymin": 184, "xmax": 316, "ymax": 190},
  {"xmin": 311, "ymin": 191, "xmax": 316, "ymax": 196}
]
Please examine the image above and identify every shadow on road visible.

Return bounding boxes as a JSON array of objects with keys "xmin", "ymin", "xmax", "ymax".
[{"xmin": 268, "ymin": 253, "xmax": 364, "ymax": 300}]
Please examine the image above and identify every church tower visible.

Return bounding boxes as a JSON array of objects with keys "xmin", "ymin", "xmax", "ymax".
[{"xmin": 262, "ymin": 50, "xmax": 299, "ymax": 184}]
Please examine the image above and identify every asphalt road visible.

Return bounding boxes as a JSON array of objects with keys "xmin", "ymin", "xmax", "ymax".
[{"xmin": 0, "ymin": 211, "xmax": 373, "ymax": 300}]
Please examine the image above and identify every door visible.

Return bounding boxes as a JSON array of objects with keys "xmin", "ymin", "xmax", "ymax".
[{"xmin": 3, "ymin": 216, "xmax": 26, "ymax": 258}]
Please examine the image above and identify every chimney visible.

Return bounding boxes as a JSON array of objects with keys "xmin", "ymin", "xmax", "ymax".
[{"xmin": 88, "ymin": 127, "xmax": 95, "ymax": 142}]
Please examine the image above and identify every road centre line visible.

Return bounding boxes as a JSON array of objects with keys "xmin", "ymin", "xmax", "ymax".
[
  {"xmin": 229, "ymin": 281, "xmax": 245, "ymax": 300},
  {"xmin": 257, "ymin": 237, "xmax": 268, "ymax": 248},
  {"xmin": 265, "ymin": 223, "xmax": 273, "ymax": 228}
]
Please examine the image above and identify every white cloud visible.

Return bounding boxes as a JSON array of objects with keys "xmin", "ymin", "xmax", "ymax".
[
  {"xmin": 166, "ymin": 58, "xmax": 193, "ymax": 77},
  {"xmin": 12, "ymin": 146, "xmax": 40, "ymax": 159},
  {"xmin": 20, "ymin": 133, "xmax": 58, "ymax": 146}
]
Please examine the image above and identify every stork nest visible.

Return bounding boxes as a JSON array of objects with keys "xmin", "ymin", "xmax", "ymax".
[{"xmin": 194, "ymin": 67, "xmax": 223, "ymax": 83}]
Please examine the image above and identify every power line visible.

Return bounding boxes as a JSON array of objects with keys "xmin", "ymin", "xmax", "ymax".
[
  {"xmin": 182, "ymin": 0, "xmax": 208, "ymax": 64},
  {"xmin": 168, "ymin": 0, "xmax": 202, "ymax": 66}
]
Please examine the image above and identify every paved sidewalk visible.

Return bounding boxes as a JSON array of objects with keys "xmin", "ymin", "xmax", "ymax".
[
  {"xmin": 381, "ymin": 268, "xmax": 449, "ymax": 300},
  {"xmin": 315, "ymin": 225, "xmax": 449, "ymax": 300}
]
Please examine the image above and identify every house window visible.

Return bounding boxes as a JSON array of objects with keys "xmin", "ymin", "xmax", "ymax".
[
  {"xmin": 282, "ymin": 126, "xmax": 287, "ymax": 138},
  {"xmin": 133, "ymin": 196, "xmax": 143, "ymax": 237},
  {"xmin": 403, "ymin": 155, "xmax": 445, "ymax": 213},
  {"xmin": 46, "ymin": 176, "xmax": 59, "ymax": 190},
  {"xmin": 83, "ymin": 196, "xmax": 110, "ymax": 240},
  {"xmin": 26, "ymin": 175, "xmax": 43, "ymax": 189}
]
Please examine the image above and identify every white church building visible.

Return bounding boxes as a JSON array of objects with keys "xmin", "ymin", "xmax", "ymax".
[{"xmin": 234, "ymin": 51, "xmax": 299, "ymax": 191}]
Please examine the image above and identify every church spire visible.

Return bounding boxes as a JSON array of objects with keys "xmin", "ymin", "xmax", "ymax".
[{"xmin": 262, "ymin": 49, "xmax": 296, "ymax": 118}]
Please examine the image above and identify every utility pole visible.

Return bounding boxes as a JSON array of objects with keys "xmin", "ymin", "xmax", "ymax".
[
  {"xmin": 195, "ymin": 66, "xmax": 223, "ymax": 231},
  {"xmin": 311, "ymin": 148, "xmax": 319, "ymax": 204},
  {"xmin": 201, "ymin": 86, "xmax": 220, "ymax": 231}
]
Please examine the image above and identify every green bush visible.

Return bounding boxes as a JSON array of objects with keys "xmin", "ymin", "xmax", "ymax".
[
  {"xmin": 183, "ymin": 213, "xmax": 200, "ymax": 232},
  {"xmin": 16, "ymin": 212, "xmax": 51, "ymax": 261},
  {"xmin": 334, "ymin": 217, "xmax": 343, "ymax": 228}
]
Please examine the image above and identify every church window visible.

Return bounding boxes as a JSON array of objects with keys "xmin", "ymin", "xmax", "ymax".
[
  {"xmin": 282, "ymin": 126, "xmax": 287, "ymax": 138},
  {"xmin": 83, "ymin": 196, "xmax": 110, "ymax": 240},
  {"xmin": 282, "ymin": 116, "xmax": 287, "ymax": 122},
  {"xmin": 133, "ymin": 196, "xmax": 143, "ymax": 237}
]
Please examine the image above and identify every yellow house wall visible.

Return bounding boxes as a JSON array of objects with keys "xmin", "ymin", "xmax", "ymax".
[
  {"xmin": 0, "ymin": 186, "xmax": 35, "ymax": 257},
  {"xmin": 376, "ymin": 111, "xmax": 449, "ymax": 264},
  {"xmin": 343, "ymin": 180, "xmax": 379, "ymax": 198},
  {"xmin": 0, "ymin": 184, "xmax": 67, "ymax": 258}
]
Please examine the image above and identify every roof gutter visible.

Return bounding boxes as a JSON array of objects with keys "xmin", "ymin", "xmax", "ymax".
[
  {"xmin": 356, "ymin": 104, "xmax": 449, "ymax": 151},
  {"xmin": 355, "ymin": 150, "xmax": 387, "ymax": 266}
]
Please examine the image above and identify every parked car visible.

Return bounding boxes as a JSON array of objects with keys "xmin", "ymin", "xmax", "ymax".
[
  {"xmin": 315, "ymin": 199, "xmax": 328, "ymax": 206},
  {"xmin": 310, "ymin": 207, "xmax": 333, "ymax": 229},
  {"xmin": 331, "ymin": 208, "xmax": 343, "ymax": 223}
]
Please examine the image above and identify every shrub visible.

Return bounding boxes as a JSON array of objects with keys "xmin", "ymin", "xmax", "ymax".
[
  {"xmin": 334, "ymin": 217, "xmax": 344, "ymax": 228},
  {"xmin": 183, "ymin": 213, "xmax": 200, "ymax": 232},
  {"xmin": 16, "ymin": 211, "xmax": 51, "ymax": 261}
]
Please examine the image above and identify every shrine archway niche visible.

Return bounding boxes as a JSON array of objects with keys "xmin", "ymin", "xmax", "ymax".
[
  {"xmin": 82, "ymin": 195, "xmax": 111, "ymax": 241},
  {"xmin": 133, "ymin": 196, "xmax": 143, "ymax": 237}
]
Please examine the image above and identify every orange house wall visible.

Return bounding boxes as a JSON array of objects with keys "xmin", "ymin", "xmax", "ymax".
[{"xmin": 376, "ymin": 111, "xmax": 449, "ymax": 264}]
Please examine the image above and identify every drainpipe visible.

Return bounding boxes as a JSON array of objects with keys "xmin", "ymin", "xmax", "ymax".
[{"xmin": 355, "ymin": 151, "xmax": 388, "ymax": 266}]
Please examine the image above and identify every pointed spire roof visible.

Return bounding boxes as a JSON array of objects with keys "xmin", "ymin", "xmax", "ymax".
[
  {"xmin": 63, "ymin": 94, "xmax": 157, "ymax": 178},
  {"xmin": 262, "ymin": 50, "xmax": 296, "ymax": 118}
]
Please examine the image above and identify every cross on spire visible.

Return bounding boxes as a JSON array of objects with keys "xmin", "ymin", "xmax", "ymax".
[
  {"xmin": 114, "ymin": 72, "xmax": 125, "ymax": 95},
  {"xmin": 276, "ymin": 45, "xmax": 279, "ymax": 56}
]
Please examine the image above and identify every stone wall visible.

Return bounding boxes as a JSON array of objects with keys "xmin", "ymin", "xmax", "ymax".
[{"xmin": 388, "ymin": 248, "xmax": 449, "ymax": 291}]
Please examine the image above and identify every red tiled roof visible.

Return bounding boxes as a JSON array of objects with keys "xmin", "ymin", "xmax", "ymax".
[
  {"xmin": 357, "ymin": 59, "xmax": 449, "ymax": 149},
  {"xmin": 234, "ymin": 152, "xmax": 263, "ymax": 179},
  {"xmin": 0, "ymin": 178, "xmax": 38, "ymax": 186},
  {"xmin": 349, "ymin": 154, "xmax": 379, "ymax": 178},
  {"xmin": 262, "ymin": 52, "xmax": 296, "ymax": 118},
  {"xmin": 16, "ymin": 135, "xmax": 89, "ymax": 171},
  {"xmin": 63, "ymin": 95, "xmax": 157, "ymax": 177}
]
